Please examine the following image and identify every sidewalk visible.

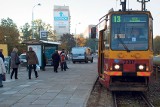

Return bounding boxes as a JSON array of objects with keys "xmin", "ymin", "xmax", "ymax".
[{"xmin": 0, "ymin": 61, "xmax": 98, "ymax": 107}]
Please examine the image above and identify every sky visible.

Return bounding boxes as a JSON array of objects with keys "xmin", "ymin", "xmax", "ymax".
[{"xmin": 0, "ymin": 0, "xmax": 159, "ymax": 37}]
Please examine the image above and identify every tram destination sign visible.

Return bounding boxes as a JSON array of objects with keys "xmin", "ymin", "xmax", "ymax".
[{"xmin": 112, "ymin": 14, "xmax": 147, "ymax": 23}]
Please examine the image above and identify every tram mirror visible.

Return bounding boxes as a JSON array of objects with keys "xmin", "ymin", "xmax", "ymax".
[{"xmin": 91, "ymin": 27, "xmax": 97, "ymax": 38}]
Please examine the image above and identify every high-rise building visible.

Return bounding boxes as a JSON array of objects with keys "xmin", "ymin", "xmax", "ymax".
[
  {"xmin": 54, "ymin": 5, "xmax": 71, "ymax": 40},
  {"xmin": 83, "ymin": 25, "xmax": 96, "ymax": 38}
]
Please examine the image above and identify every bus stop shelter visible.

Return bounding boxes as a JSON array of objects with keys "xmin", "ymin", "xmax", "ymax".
[{"xmin": 22, "ymin": 40, "xmax": 60, "ymax": 70}]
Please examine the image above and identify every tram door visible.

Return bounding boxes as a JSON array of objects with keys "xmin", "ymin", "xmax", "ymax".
[{"xmin": 99, "ymin": 31, "xmax": 105, "ymax": 76}]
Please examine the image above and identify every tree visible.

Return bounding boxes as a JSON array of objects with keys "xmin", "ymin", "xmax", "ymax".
[
  {"xmin": 20, "ymin": 19, "xmax": 57, "ymax": 41},
  {"xmin": 20, "ymin": 23, "xmax": 32, "ymax": 40},
  {"xmin": 60, "ymin": 33, "xmax": 76, "ymax": 52},
  {"xmin": 46, "ymin": 25, "xmax": 57, "ymax": 41},
  {"xmin": 33, "ymin": 19, "xmax": 57, "ymax": 41},
  {"xmin": 77, "ymin": 36, "xmax": 86, "ymax": 47},
  {"xmin": 153, "ymin": 35, "xmax": 160, "ymax": 55},
  {"xmin": 0, "ymin": 18, "xmax": 20, "ymax": 54},
  {"xmin": 86, "ymin": 38, "xmax": 98, "ymax": 52}
]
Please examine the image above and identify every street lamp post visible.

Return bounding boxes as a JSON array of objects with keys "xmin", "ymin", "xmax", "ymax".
[
  {"xmin": 32, "ymin": 3, "xmax": 41, "ymax": 39},
  {"xmin": 75, "ymin": 22, "xmax": 81, "ymax": 47}
]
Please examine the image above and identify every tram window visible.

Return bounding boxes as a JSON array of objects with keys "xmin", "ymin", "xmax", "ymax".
[
  {"xmin": 131, "ymin": 28, "xmax": 148, "ymax": 40},
  {"xmin": 103, "ymin": 30, "xmax": 107, "ymax": 40},
  {"xmin": 103, "ymin": 30, "xmax": 109, "ymax": 49},
  {"xmin": 111, "ymin": 14, "xmax": 149, "ymax": 51}
]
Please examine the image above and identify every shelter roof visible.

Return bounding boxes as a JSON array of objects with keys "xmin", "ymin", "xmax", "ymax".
[{"xmin": 22, "ymin": 40, "xmax": 61, "ymax": 45}]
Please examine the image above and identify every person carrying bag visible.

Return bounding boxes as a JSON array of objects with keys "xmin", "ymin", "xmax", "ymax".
[
  {"xmin": 0, "ymin": 57, "xmax": 6, "ymax": 87},
  {"xmin": 26, "ymin": 47, "xmax": 39, "ymax": 79},
  {"xmin": 10, "ymin": 48, "xmax": 20, "ymax": 79}
]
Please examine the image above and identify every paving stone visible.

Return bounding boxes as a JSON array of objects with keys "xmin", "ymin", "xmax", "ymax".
[
  {"xmin": 0, "ymin": 60, "xmax": 98, "ymax": 107},
  {"xmin": 32, "ymin": 99, "xmax": 51, "ymax": 105},
  {"xmin": 48, "ymin": 98, "xmax": 69, "ymax": 106},
  {"xmin": 38, "ymin": 92, "xmax": 58, "ymax": 100},
  {"xmin": 2, "ymin": 90, "xmax": 18, "ymax": 95}
]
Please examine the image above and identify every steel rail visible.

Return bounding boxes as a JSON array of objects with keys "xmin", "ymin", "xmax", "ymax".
[
  {"xmin": 112, "ymin": 92, "xmax": 118, "ymax": 107},
  {"xmin": 140, "ymin": 92, "xmax": 155, "ymax": 107}
]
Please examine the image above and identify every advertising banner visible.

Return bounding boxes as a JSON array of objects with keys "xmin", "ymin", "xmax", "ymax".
[
  {"xmin": 54, "ymin": 11, "xmax": 69, "ymax": 21},
  {"xmin": 44, "ymin": 46, "xmax": 57, "ymax": 65},
  {"xmin": 54, "ymin": 11, "xmax": 69, "ymax": 27}
]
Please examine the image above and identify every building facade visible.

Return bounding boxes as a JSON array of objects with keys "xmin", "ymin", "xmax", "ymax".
[
  {"xmin": 54, "ymin": 5, "xmax": 71, "ymax": 40},
  {"xmin": 83, "ymin": 25, "xmax": 96, "ymax": 38}
]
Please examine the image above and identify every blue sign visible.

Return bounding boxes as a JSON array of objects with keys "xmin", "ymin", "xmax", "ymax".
[
  {"xmin": 40, "ymin": 31, "xmax": 48, "ymax": 39},
  {"xmin": 114, "ymin": 59, "xmax": 120, "ymax": 63},
  {"xmin": 54, "ymin": 17, "xmax": 68, "ymax": 20},
  {"xmin": 54, "ymin": 11, "xmax": 68, "ymax": 21},
  {"xmin": 59, "ymin": 11, "xmax": 63, "ymax": 17}
]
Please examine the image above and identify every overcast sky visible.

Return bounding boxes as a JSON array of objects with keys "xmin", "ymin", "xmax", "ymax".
[{"xmin": 0, "ymin": 0, "xmax": 159, "ymax": 37}]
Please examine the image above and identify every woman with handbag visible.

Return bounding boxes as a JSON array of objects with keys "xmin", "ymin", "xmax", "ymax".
[
  {"xmin": 10, "ymin": 48, "xmax": 20, "ymax": 79},
  {"xmin": 0, "ymin": 57, "xmax": 6, "ymax": 87}
]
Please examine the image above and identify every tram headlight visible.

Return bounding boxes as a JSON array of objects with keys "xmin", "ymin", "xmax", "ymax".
[
  {"xmin": 114, "ymin": 64, "xmax": 120, "ymax": 70},
  {"xmin": 139, "ymin": 65, "xmax": 144, "ymax": 70},
  {"xmin": 137, "ymin": 64, "xmax": 146, "ymax": 71},
  {"xmin": 113, "ymin": 64, "xmax": 122, "ymax": 71}
]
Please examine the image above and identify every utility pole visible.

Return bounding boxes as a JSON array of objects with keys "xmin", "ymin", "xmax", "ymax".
[{"xmin": 137, "ymin": 0, "xmax": 150, "ymax": 11}]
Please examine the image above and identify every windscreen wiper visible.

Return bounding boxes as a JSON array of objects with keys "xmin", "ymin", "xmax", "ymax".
[{"xmin": 117, "ymin": 34, "xmax": 130, "ymax": 52}]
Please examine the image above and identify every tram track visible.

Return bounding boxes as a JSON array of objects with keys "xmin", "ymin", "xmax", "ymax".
[
  {"xmin": 112, "ymin": 91, "xmax": 155, "ymax": 107},
  {"xmin": 86, "ymin": 70, "xmax": 160, "ymax": 107},
  {"xmin": 140, "ymin": 92, "xmax": 155, "ymax": 107}
]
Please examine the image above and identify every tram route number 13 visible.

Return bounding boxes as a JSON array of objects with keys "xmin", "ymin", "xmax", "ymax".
[{"xmin": 113, "ymin": 16, "xmax": 121, "ymax": 22}]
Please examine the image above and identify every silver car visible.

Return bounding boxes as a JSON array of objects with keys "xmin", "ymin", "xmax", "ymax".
[{"xmin": 19, "ymin": 53, "xmax": 27, "ymax": 66}]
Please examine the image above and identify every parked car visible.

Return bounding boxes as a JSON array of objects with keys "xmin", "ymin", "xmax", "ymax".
[
  {"xmin": 19, "ymin": 53, "xmax": 27, "ymax": 67},
  {"xmin": 71, "ymin": 47, "xmax": 93, "ymax": 63}
]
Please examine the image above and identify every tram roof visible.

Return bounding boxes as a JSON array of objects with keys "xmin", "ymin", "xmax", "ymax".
[
  {"xmin": 107, "ymin": 10, "xmax": 153, "ymax": 18},
  {"xmin": 97, "ymin": 10, "xmax": 153, "ymax": 31}
]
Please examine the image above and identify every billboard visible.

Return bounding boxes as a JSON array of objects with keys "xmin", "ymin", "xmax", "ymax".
[
  {"xmin": 54, "ymin": 11, "xmax": 69, "ymax": 27},
  {"xmin": 44, "ymin": 46, "xmax": 57, "ymax": 65},
  {"xmin": 54, "ymin": 6, "xmax": 70, "ymax": 36},
  {"xmin": 54, "ymin": 11, "xmax": 69, "ymax": 21}
]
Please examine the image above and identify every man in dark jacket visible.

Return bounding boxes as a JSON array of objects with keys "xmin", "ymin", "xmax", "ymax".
[
  {"xmin": 26, "ymin": 47, "xmax": 39, "ymax": 79},
  {"xmin": 52, "ymin": 50, "xmax": 60, "ymax": 73}
]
